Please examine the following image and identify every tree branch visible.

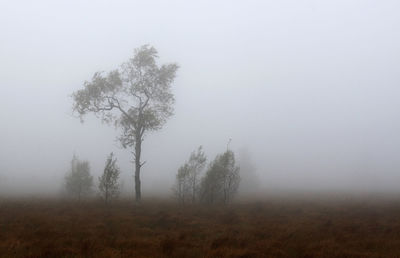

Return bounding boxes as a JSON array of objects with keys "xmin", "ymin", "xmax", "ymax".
[{"xmin": 106, "ymin": 96, "xmax": 137, "ymax": 128}]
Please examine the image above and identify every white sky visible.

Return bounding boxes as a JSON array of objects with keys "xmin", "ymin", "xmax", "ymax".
[{"xmin": 1, "ymin": 0, "xmax": 400, "ymax": 195}]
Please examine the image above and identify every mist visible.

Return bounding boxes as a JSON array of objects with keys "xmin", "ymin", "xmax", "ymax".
[{"xmin": 1, "ymin": 0, "xmax": 400, "ymax": 197}]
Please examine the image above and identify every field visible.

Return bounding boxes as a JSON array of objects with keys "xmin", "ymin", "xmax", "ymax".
[{"xmin": 1, "ymin": 194, "xmax": 400, "ymax": 257}]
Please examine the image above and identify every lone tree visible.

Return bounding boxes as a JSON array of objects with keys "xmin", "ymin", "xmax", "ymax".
[
  {"xmin": 99, "ymin": 152, "xmax": 121, "ymax": 204},
  {"xmin": 174, "ymin": 146, "xmax": 207, "ymax": 204},
  {"xmin": 65, "ymin": 155, "xmax": 93, "ymax": 201},
  {"xmin": 72, "ymin": 45, "xmax": 178, "ymax": 202}
]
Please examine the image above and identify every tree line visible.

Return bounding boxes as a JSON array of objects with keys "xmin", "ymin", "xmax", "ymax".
[
  {"xmin": 173, "ymin": 146, "xmax": 240, "ymax": 205},
  {"xmin": 65, "ymin": 146, "xmax": 241, "ymax": 205}
]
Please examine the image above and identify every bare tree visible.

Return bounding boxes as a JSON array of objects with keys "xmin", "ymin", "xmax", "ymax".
[
  {"xmin": 72, "ymin": 45, "xmax": 178, "ymax": 202},
  {"xmin": 65, "ymin": 154, "xmax": 93, "ymax": 201},
  {"xmin": 99, "ymin": 152, "xmax": 120, "ymax": 204}
]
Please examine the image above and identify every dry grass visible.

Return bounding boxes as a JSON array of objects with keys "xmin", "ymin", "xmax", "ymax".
[{"xmin": 1, "ymin": 195, "xmax": 400, "ymax": 257}]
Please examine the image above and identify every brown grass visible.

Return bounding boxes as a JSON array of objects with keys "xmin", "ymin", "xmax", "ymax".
[{"xmin": 1, "ymin": 196, "xmax": 400, "ymax": 257}]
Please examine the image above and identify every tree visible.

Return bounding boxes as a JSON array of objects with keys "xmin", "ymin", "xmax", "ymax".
[
  {"xmin": 199, "ymin": 150, "xmax": 240, "ymax": 204},
  {"xmin": 174, "ymin": 163, "xmax": 191, "ymax": 204},
  {"xmin": 65, "ymin": 155, "xmax": 93, "ymax": 201},
  {"xmin": 72, "ymin": 45, "xmax": 179, "ymax": 202},
  {"xmin": 173, "ymin": 146, "xmax": 207, "ymax": 204},
  {"xmin": 99, "ymin": 152, "xmax": 121, "ymax": 204},
  {"xmin": 187, "ymin": 146, "xmax": 207, "ymax": 203}
]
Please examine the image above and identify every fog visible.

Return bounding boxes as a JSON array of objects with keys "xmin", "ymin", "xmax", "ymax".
[{"xmin": 1, "ymin": 0, "xmax": 400, "ymax": 196}]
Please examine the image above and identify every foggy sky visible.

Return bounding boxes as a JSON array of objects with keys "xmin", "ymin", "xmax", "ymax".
[{"xmin": 1, "ymin": 0, "xmax": 400, "ymax": 195}]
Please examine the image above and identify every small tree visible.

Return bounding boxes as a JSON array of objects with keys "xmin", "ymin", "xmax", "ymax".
[
  {"xmin": 65, "ymin": 155, "xmax": 93, "ymax": 201},
  {"xmin": 173, "ymin": 146, "xmax": 207, "ymax": 204},
  {"xmin": 199, "ymin": 150, "xmax": 240, "ymax": 204},
  {"xmin": 174, "ymin": 163, "xmax": 191, "ymax": 204},
  {"xmin": 187, "ymin": 146, "xmax": 206, "ymax": 203},
  {"xmin": 98, "ymin": 152, "xmax": 121, "ymax": 204}
]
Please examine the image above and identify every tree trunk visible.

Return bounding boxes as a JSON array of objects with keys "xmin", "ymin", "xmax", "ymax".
[
  {"xmin": 105, "ymin": 186, "xmax": 109, "ymax": 204},
  {"xmin": 192, "ymin": 177, "xmax": 196, "ymax": 204},
  {"xmin": 135, "ymin": 164, "xmax": 141, "ymax": 202},
  {"xmin": 134, "ymin": 136, "xmax": 142, "ymax": 202}
]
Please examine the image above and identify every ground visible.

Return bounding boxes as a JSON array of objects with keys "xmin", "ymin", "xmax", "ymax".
[{"xmin": 1, "ymin": 195, "xmax": 400, "ymax": 257}]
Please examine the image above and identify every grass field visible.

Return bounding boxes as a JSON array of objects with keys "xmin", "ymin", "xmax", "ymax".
[{"xmin": 1, "ymin": 195, "xmax": 400, "ymax": 257}]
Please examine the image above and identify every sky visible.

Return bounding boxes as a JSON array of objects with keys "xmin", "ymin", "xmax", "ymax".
[{"xmin": 1, "ymin": 0, "xmax": 400, "ymax": 196}]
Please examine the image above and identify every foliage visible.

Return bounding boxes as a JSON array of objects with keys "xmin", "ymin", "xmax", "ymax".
[
  {"xmin": 72, "ymin": 45, "xmax": 179, "ymax": 201},
  {"xmin": 98, "ymin": 152, "xmax": 121, "ymax": 204},
  {"xmin": 65, "ymin": 154, "xmax": 93, "ymax": 200}
]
